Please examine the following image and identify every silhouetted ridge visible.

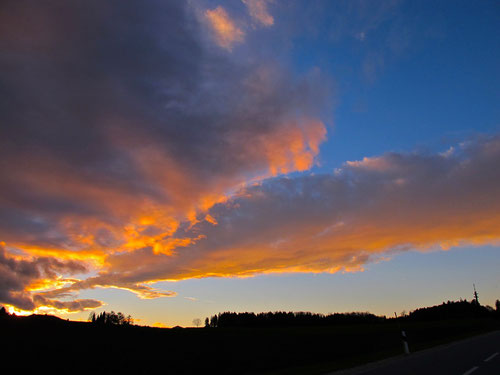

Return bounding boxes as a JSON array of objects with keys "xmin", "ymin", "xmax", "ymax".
[{"xmin": 407, "ymin": 299, "xmax": 496, "ymax": 321}]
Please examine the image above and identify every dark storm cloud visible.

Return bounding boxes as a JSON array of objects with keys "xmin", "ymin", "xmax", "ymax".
[{"xmin": 0, "ymin": 0, "xmax": 200, "ymax": 198}]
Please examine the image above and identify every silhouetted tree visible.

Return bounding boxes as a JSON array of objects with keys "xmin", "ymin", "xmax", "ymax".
[
  {"xmin": 205, "ymin": 317, "xmax": 209, "ymax": 327},
  {"xmin": 192, "ymin": 318, "xmax": 201, "ymax": 327},
  {"xmin": 89, "ymin": 311, "xmax": 132, "ymax": 326},
  {"xmin": 496, "ymin": 300, "xmax": 500, "ymax": 312},
  {"xmin": 210, "ymin": 314, "xmax": 218, "ymax": 328}
]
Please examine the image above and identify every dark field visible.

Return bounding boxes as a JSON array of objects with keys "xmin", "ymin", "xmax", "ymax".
[{"xmin": 1, "ymin": 314, "xmax": 499, "ymax": 374}]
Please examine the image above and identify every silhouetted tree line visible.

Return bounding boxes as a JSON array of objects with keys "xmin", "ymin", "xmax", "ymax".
[
  {"xmin": 405, "ymin": 299, "xmax": 500, "ymax": 321},
  {"xmin": 89, "ymin": 311, "xmax": 132, "ymax": 326},
  {"xmin": 204, "ymin": 299, "xmax": 500, "ymax": 328},
  {"xmin": 205, "ymin": 311, "xmax": 385, "ymax": 328}
]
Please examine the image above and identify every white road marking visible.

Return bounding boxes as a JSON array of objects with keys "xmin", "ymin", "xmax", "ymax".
[
  {"xmin": 463, "ymin": 366, "xmax": 478, "ymax": 375},
  {"xmin": 484, "ymin": 352, "xmax": 498, "ymax": 362}
]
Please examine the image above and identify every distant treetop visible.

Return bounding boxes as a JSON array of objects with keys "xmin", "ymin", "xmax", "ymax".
[{"xmin": 89, "ymin": 311, "xmax": 132, "ymax": 326}]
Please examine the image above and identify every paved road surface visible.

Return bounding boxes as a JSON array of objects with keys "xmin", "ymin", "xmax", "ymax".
[{"xmin": 328, "ymin": 330, "xmax": 500, "ymax": 375}]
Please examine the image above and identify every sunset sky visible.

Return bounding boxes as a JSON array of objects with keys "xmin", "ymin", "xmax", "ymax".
[{"xmin": 1, "ymin": 0, "xmax": 499, "ymax": 327}]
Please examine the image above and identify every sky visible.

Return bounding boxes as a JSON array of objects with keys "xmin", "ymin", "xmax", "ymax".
[{"xmin": 0, "ymin": 0, "xmax": 499, "ymax": 327}]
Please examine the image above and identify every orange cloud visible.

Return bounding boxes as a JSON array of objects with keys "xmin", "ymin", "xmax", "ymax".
[
  {"xmin": 26, "ymin": 277, "xmax": 78, "ymax": 292},
  {"xmin": 262, "ymin": 119, "xmax": 327, "ymax": 175},
  {"xmin": 87, "ymin": 135, "xmax": 500, "ymax": 285},
  {"xmin": 205, "ymin": 6, "xmax": 245, "ymax": 50},
  {"xmin": 205, "ymin": 214, "xmax": 218, "ymax": 226}
]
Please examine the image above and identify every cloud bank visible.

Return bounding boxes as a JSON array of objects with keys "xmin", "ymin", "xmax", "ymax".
[
  {"xmin": 1, "ymin": 0, "xmax": 499, "ymax": 312},
  {"xmin": 24, "ymin": 135, "xmax": 500, "ymax": 302},
  {"xmin": 90, "ymin": 135, "xmax": 500, "ymax": 286}
]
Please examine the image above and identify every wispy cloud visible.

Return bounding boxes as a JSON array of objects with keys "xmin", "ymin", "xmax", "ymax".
[{"xmin": 243, "ymin": 0, "xmax": 274, "ymax": 27}]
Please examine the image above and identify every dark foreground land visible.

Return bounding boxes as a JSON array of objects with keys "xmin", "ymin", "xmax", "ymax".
[{"xmin": 1, "ymin": 306, "xmax": 499, "ymax": 374}]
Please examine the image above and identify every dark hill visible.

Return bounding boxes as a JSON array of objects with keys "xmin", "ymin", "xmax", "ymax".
[{"xmin": 407, "ymin": 300, "xmax": 495, "ymax": 321}]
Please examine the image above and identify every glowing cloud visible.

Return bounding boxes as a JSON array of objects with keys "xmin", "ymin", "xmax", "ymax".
[
  {"xmin": 0, "ymin": 243, "xmax": 101, "ymax": 312},
  {"xmin": 205, "ymin": 6, "xmax": 245, "ymax": 50}
]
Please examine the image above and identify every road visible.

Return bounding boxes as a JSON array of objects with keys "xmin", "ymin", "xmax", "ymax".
[{"xmin": 328, "ymin": 330, "xmax": 500, "ymax": 375}]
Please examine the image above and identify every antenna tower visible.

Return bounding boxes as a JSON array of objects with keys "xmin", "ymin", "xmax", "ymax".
[{"xmin": 473, "ymin": 283, "xmax": 479, "ymax": 305}]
